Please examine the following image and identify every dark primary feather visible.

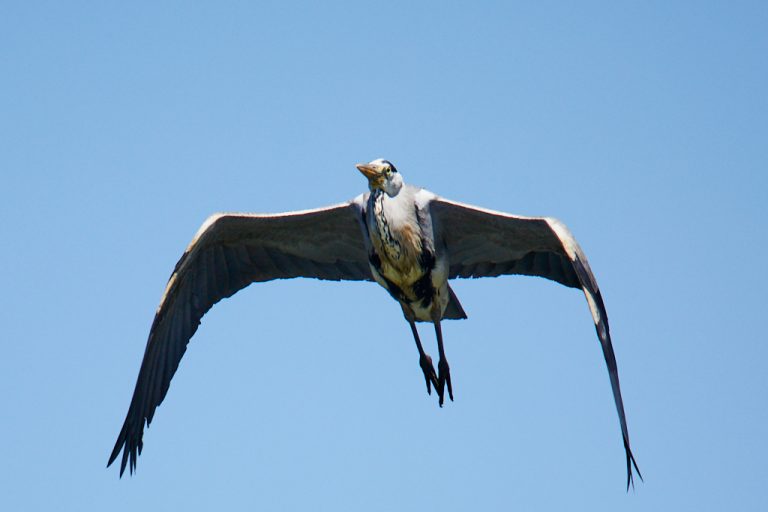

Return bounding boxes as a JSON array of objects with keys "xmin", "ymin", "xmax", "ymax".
[
  {"xmin": 107, "ymin": 202, "xmax": 371, "ymax": 476},
  {"xmin": 429, "ymin": 197, "xmax": 642, "ymax": 489}
]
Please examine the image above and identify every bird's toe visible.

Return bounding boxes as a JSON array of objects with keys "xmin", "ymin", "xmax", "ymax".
[
  {"xmin": 419, "ymin": 353, "xmax": 438, "ymax": 395},
  {"xmin": 437, "ymin": 358, "xmax": 453, "ymax": 406}
]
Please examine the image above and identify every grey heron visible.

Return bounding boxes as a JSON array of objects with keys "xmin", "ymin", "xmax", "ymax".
[{"xmin": 108, "ymin": 158, "xmax": 642, "ymax": 488}]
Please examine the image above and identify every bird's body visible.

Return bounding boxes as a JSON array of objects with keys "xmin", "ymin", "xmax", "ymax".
[
  {"xmin": 365, "ymin": 185, "xmax": 453, "ymax": 323},
  {"xmin": 368, "ymin": 186, "xmax": 427, "ymax": 289},
  {"xmin": 108, "ymin": 159, "xmax": 642, "ymax": 489}
]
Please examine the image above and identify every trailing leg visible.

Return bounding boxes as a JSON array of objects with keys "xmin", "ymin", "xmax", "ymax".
[
  {"xmin": 408, "ymin": 320, "xmax": 438, "ymax": 395},
  {"xmin": 433, "ymin": 319, "xmax": 453, "ymax": 406}
]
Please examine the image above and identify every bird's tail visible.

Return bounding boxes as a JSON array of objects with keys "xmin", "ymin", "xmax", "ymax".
[{"xmin": 442, "ymin": 284, "xmax": 468, "ymax": 320}]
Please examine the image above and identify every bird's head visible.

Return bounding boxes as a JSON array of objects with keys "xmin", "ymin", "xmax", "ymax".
[{"xmin": 356, "ymin": 158, "xmax": 404, "ymax": 196}]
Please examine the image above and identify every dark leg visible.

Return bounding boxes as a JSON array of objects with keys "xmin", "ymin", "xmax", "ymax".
[
  {"xmin": 408, "ymin": 320, "xmax": 438, "ymax": 395},
  {"xmin": 433, "ymin": 320, "xmax": 453, "ymax": 406}
]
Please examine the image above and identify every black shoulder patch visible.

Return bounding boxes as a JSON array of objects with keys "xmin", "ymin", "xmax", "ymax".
[{"xmin": 418, "ymin": 242, "xmax": 435, "ymax": 270}]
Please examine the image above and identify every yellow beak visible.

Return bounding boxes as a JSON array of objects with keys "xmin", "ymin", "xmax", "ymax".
[{"xmin": 356, "ymin": 163, "xmax": 384, "ymax": 180}]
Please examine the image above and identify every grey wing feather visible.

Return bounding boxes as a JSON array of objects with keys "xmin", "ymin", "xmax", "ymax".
[
  {"xmin": 108, "ymin": 201, "xmax": 371, "ymax": 476},
  {"xmin": 429, "ymin": 197, "xmax": 642, "ymax": 489}
]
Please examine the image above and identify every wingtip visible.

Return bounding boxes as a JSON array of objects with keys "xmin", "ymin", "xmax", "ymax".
[
  {"xmin": 626, "ymin": 459, "xmax": 634, "ymax": 491},
  {"xmin": 624, "ymin": 436, "xmax": 643, "ymax": 492},
  {"xmin": 108, "ymin": 419, "xmax": 132, "ymax": 477}
]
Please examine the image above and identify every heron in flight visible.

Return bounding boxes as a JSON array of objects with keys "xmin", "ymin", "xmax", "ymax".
[{"xmin": 108, "ymin": 158, "xmax": 642, "ymax": 488}]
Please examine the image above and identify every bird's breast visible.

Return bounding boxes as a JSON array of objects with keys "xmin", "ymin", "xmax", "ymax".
[{"xmin": 368, "ymin": 192, "xmax": 424, "ymax": 281}]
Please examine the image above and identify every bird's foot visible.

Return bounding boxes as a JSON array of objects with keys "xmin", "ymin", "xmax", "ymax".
[
  {"xmin": 419, "ymin": 353, "xmax": 439, "ymax": 395},
  {"xmin": 437, "ymin": 358, "xmax": 453, "ymax": 407}
]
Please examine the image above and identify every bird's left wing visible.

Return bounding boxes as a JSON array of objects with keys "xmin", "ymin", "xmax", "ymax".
[
  {"xmin": 108, "ymin": 201, "xmax": 371, "ymax": 476},
  {"xmin": 428, "ymin": 196, "xmax": 642, "ymax": 489}
]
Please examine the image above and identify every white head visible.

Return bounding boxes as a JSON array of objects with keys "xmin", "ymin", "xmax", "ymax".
[{"xmin": 355, "ymin": 158, "xmax": 404, "ymax": 197}]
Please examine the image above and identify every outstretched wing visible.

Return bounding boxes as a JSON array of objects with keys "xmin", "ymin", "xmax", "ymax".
[
  {"xmin": 429, "ymin": 197, "xmax": 642, "ymax": 489},
  {"xmin": 108, "ymin": 201, "xmax": 371, "ymax": 476}
]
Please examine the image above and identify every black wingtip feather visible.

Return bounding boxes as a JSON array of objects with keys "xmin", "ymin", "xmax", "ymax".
[
  {"xmin": 624, "ymin": 435, "xmax": 643, "ymax": 492},
  {"xmin": 107, "ymin": 408, "xmax": 146, "ymax": 478}
]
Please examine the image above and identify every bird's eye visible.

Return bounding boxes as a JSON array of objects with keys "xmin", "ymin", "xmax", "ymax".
[{"xmin": 382, "ymin": 160, "xmax": 397, "ymax": 174}]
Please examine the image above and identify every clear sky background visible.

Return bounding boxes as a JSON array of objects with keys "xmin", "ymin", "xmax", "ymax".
[{"xmin": 2, "ymin": 1, "xmax": 766, "ymax": 510}]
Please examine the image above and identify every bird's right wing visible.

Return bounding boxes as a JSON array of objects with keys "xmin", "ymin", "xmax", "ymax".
[
  {"xmin": 428, "ymin": 196, "xmax": 641, "ymax": 490},
  {"xmin": 108, "ymin": 201, "xmax": 371, "ymax": 476}
]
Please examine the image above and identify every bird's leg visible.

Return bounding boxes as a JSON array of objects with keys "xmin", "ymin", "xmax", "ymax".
[
  {"xmin": 408, "ymin": 320, "xmax": 438, "ymax": 395},
  {"xmin": 433, "ymin": 317, "xmax": 453, "ymax": 407}
]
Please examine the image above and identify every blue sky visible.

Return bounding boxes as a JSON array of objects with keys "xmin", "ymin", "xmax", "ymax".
[{"xmin": 2, "ymin": 1, "xmax": 766, "ymax": 510}]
